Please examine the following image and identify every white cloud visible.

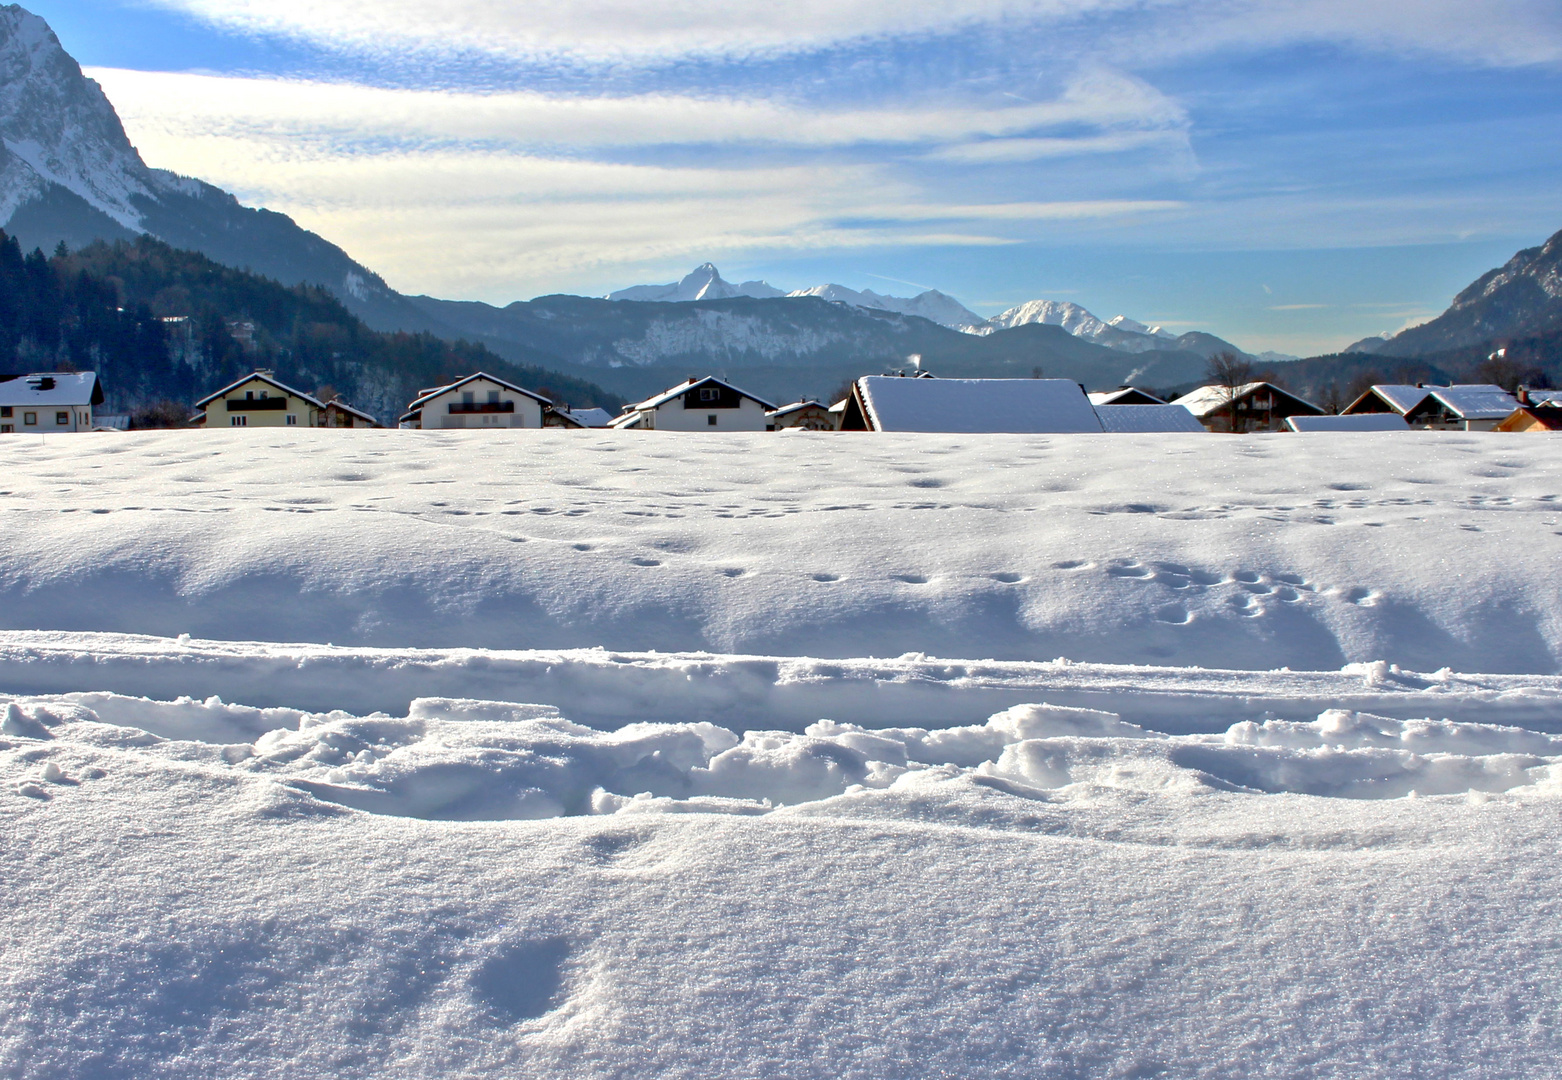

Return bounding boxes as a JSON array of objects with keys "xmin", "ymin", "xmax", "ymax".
[
  {"xmin": 91, "ymin": 67, "xmax": 1187, "ymax": 300},
  {"xmin": 89, "ymin": 66, "xmax": 1184, "ymax": 151},
  {"xmin": 141, "ymin": 0, "xmax": 1562, "ymax": 66}
]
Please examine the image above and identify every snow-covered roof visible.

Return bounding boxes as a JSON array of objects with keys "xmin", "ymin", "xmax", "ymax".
[
  {"xmin": 404, "ymin": 372, "xmax": 551, "ymax": 412},
  {"xmin": 1352, "ymin": 384, "xmax": 1430, "ymax": 415},
  {"xmin": 856, "ymin": 377, "xmax": 1102, "ymax": 433},
  {"xmin": 628, "ymin": 376, "xmax": 777, "ymax": 413},
  {"xmin": 1420, "ymin": 384, "xmax": 1519, "ymax": 420},
  {"xmin": 1093, "ymin": 404, "xmax": 1205, "ymax": 433},
  {"xmin": 1089, "ymin": 388, "xmax": 1167, "ymax": 406},
  {"xmin": 1527, "ymin": 389, "xmax": 1562, "ymax": 407},
  {"xmin": 1173, "ymin": 382, "xmax": 1319, "ymax": 418},
  {"xmin": 562, "ymin": 407, "xmax": 614, "ymax": 428},
  {"xmin": 194, "ymin": 372, "xmax": 323, "ymax": 410},
  {"xmin": 1286, "ymin": 413, "xmax": 1408, "ymax": 432},
  {"xmin": 609, "ymin": 411, "xmax": 646, "ymax": 429},
  {"xmin": 0, "ymin": 372, "xmax": 100, "ymax": 407},
  {"xmin": 766, "ymin": 400, "xmax": 827, "ymax": 418}
]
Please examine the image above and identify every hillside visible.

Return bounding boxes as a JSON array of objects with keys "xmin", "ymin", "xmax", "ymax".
[{"xmin": 0, "ymin": 233, "xmax": 620, "ymax": 420}]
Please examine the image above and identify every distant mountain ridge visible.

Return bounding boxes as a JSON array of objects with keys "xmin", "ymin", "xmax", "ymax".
[{"xmin": 604, "ymin": 263, "xmax": 1273, "ymax": 361}]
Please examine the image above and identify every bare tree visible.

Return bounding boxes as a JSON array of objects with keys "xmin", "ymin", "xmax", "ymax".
[{"xmin": 1206, "ymin": 351, "xmax": 1254, "ymax": 433}]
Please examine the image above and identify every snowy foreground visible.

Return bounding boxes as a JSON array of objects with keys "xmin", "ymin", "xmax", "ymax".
[{"xmin": 3, "ymin": 430, "xmax": 1562, "ymax": 1077}]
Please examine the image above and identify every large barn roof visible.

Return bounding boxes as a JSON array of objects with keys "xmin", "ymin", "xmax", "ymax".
[
  {"xmin": 1093, "ymin": 404, "xmax": 1205, "ymax": 433},
  {"xmin": 856, "ymin": 377, "xmax": 1102, "ymax": 433},
  {"xmin": 1287, "ymin": 413, "xmax": 1408, "ymax": 432}
]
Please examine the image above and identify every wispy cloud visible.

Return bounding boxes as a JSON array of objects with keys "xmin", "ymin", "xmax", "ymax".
[
  {"xmin": 93, "ymin": 66, "xmax": 1184, "ymax": 299},
  {"xmin": 140, "ymin": 0, "xmax": 1562, "ymax": 66},
  {"xmin": 91, "ymin": 66, "xmax": 1184, "ymax": 151}
]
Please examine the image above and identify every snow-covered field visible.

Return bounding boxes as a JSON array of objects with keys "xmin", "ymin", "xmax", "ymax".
[{"xmin": 3, "ymin": 429, "xmax": 1561, "ymax": 1077}]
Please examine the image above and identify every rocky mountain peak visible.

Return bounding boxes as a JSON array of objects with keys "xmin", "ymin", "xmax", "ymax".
[{"xmin": 0, "ymin": 5, "xmax": 150, "ymax": 227}]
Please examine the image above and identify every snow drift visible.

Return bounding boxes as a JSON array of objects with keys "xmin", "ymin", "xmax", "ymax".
[{"xmin": 1, "ymin": 429, "xmax": 1560, "ymax": 673}]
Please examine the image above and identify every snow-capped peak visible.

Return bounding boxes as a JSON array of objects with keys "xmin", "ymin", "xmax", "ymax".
[
  {"xmin": 1106, "ymin": 314, "xmax": 1177, "ymax": 340},
  {"xmin": 0, "ymin": 6, "xmax": 154, "ymax": 228},
  {"xmin": 607, "ymin": 264, "xmax": 783, "ymax": 303},
  {"xmin": 786, "ymin": 283, "xmax": 987, "ymax": 332}
]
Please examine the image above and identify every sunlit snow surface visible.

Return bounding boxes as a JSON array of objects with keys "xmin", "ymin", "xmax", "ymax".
[{"xmin": 2, "ymin": 429, "xmax": 1562, "ymax": 1077}]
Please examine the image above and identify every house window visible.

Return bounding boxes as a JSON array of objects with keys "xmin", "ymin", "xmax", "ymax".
[
  {"xmin": 487, "ymin": 390, "xmax": 500, "ymax": 404},
  {"xmin": 0, "ymin": 407, "xmax": 10, "ymax": 417},
  {"xmin": 246, "ymin": 390, "xmax": 255, "ymax": 400},
  {"xmin": 56, "ymin": 411, "xmax": 69, "ymax": 426},
  {"xmin": 699, "ymin": 387, "xmax": 720, "ymax": 402},
  {"xmin": 23, "ymin": 412, "xmax": 36, "ymax": 426},
  {"xmin": 0, "ymin": 425, "xmax": 11, "ymax": 433},
  {"xmin": 259, "ymin": 390, "xmax": 269, "ymax": 400},
  {"xmin": 286, "ymin": 414, "xmax": 297, "ymax": 425},
  {"xmin": 231, "ymin": 415, "xmax": 247, "ymax": 426},
  {"xmin": 463, "ymin": 391, "xmax": 475, "ymax": 405},
  {"xmin": 708, "ymin": 414, "xmax": 718, "ymax": 426}
]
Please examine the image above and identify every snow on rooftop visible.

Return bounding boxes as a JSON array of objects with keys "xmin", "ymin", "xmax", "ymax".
[
  {"xmin": 1093, "ymin": 403, "xmax": 1205, "ymax": 433},
  {"xmin": 0, "ymin": 371, "xmax": 97, "ymax": 406},
  {"xmin": 857, "ymin": 376, "xmax": 1102, "ymax": 433},
  {"xmin": 1089, "ymin": 388, "xmax": 1166, "ymax": 406},
  {"xmin": 1424, "ymin": 384, "xmax": 1520, "ymax": 420},
  {"xmin": 1362, "ymin": 384, "xmax": 1431, "ymax": 414},
  {"xmin": 1287, "ymin": 413, "xmax": 1409, "ymax": 432},
  {"xmin": 630, "ymin": 376, "xmax": 775, "ymax": 413},
  {"xmin": 563, "ymin": 407, "xmax": 614, "ymax": 428}
]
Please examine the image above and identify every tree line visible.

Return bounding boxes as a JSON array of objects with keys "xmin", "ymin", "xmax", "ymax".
[{"xmin": 0, "ymin": 233, "xmax": 621, "ymax": 425}]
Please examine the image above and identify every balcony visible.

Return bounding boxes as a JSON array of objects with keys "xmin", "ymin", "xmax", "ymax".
[
  {"xmin": 449, "ymin": 401, "xmax": 515, "ymax": 414},
  {"xmin": 227, "ymin": 397, "xmax": 287, "ymax": 411}
]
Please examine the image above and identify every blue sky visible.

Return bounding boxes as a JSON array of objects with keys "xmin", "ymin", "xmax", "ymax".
[{"xmin": 30, "ymin": 0, "xmax": 1562, "ymax": 354}]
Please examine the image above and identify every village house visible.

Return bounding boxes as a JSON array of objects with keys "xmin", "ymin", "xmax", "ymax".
[
  {"xmin": 839, "ymin": 376, "xmax": 1104, "ymax": 432},
  {"xmin": 0, "ymin": 372, "xmax": 102, "ymax": 434},
  {"xmin": 1173, "ymin": 382, "xmax": 1324, "ymax": 432},
  {"xmin": 319, "ymin": 399, "xmax": 382, "ymax": 428},
  {"xmin": 399, "ymin": 373, "xmax": 550, "ymax": 429},
  {"xmin": 1495, "ymin": 388, "xmax": 1562, "ymax": 432},
  {"xmin": 1340, "ymin": 384, "xmax": 1431, "ymax": 417},
  {"xmin": 767, "ymin": 400, "xmax": 836, "ymax": 431},
  {"xmin": 545, "ymin": 407, "xmax": 615, "ymax": 429},
  {"xmin": 611, "ymin": 377, "xmax": 776, "ymax": 431},
  {"xmin": 191, "ymin": 372, "xmax": 323, "ymax": 428},
  {"xmin": 1401, "ymin": 384, "xmax": 1519, "ymax": 431}
]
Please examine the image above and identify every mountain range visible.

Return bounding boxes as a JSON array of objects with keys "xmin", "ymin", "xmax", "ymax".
[
  {"xmin": 604, "ymin": 261, "xmax": 1284, "ymax": 362},
  {"xmin": 0, "ymin": 3, "xmax": 1557, "ymax": 410}
]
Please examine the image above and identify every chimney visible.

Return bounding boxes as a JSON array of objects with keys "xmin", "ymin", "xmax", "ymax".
[{"xmin": 1517, "ymin": 386, "xmax": 1531, "ymax": 406}]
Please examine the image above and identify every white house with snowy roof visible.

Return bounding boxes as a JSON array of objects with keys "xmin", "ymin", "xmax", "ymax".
[
  {"xmin": 399, "ymin": 373, "xmax": 550, "ymax": 429},
  {"xmin": 1400, "ymin": 384, "xmax": 1519, "ymax": 431},
  {"xmin": 0, "ymin": 372, "xmax": 103, "ymax": 434},
  {"xmin": 840, "ymin": 376, "xmax": 1104, "ymax": 433},
  {"xmin": 611, "ymin": 377, "xmax": 776, "ymax": 431},
  {"xmin": 192, "ymin": 372, "xmax": 323, "ymax": 428}
]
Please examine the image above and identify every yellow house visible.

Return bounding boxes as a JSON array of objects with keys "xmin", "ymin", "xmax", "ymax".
[{"xmin": 192, "ymin": 372, "xmax": 323, "ymax": 428}]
